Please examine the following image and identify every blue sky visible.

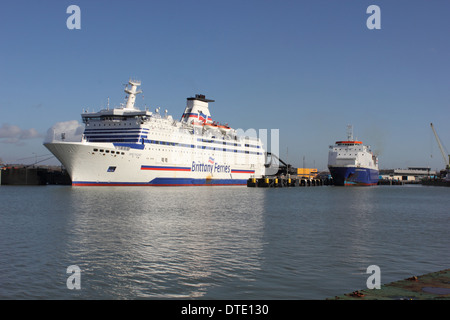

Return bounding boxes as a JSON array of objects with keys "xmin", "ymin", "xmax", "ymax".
[{"xmin": 1, "ymin": 0, "xmax": 449, "ymax": 170}]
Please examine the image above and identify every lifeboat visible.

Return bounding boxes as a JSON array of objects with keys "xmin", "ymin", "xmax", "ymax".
[
  {"xmin": 203, "ymin": 122, "xmax": 219, "ymax": 130},
  {"xmin": 218, "ymin": 124, "xmax": 231, "ymax": 134}
]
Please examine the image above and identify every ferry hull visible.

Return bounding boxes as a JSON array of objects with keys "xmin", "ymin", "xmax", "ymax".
[
  {"xmin": 329, "ymin": 166, "xmax": 379, "ymax": 186},
  {"xmin": 44, "ymin": 142, "xmax": 260, "ymax": 186}
]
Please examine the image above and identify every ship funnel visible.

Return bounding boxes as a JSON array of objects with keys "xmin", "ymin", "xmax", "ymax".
[
  {"xmin": 181, "ymin": 94, "xmax": 215, "ymax": 125},
  {"xmin": 124, "ymin": 79, "xmax": 142, "ymax": 109}
]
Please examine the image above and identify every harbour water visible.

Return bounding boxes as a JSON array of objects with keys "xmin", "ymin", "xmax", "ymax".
[{"xmin": 0, "ymin": 184, "xmax": 449, "ymax": 300}]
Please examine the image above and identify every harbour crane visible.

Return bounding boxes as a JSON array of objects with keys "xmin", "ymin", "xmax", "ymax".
[{"xmin": 430, "ymin": 123, "xmax": 450, "ymax": 174}]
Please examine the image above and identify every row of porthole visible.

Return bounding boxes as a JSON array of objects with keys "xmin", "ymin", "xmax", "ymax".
[{"xmin": 93, "ymin": 148, "xmax": 125, "ymax": 155}]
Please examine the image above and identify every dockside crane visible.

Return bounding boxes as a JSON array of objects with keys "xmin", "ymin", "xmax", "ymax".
[{"xmin": 430, "ymin": 123, "xmax": 450, "ymax": 177}]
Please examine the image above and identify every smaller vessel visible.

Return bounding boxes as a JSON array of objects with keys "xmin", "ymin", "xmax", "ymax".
[{"xmin": 328, "ymin": 125, "xmax": 379, "ymax": 186}]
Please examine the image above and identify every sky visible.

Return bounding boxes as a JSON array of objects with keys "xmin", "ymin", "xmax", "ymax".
[{"xmin": 0, "ymin": 0, "xmax": 449, "ymax": 171}]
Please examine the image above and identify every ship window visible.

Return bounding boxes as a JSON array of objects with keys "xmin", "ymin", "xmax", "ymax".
[
  {"xmin": 107, "ymin": 166, "xmax": 116, "ymax": 172},
  {"xmin": 100, "ymin": 149, "xmax": 104, "ymax": 152},
  {"xmin": 121, "ymin": 152, "xmax": 125, "ymax": 155},
  {"xmin": 93, "ymin": 148, "xmax": 98, "ymax": 152},
  {"xmin": 105, "ymin": 150, "xmax": 110, "ymax": 153}
]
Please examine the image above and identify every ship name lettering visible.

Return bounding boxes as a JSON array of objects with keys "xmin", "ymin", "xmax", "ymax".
[{"xmin": 191, "ymin": 161, "xmax": 230, "ymax": 173}]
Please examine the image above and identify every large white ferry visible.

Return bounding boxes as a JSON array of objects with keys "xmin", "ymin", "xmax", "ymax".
[
  {"xmin": 44, "ymin": 80, "xmax": 266, "ymax": 186},
  {"xmin": 328, "ymin": 126, "xmax": 379, "ymax": 186}
]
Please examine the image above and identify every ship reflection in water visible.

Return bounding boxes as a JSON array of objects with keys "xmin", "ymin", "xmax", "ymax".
[{"xmin": 66, "ymin": 186, "xmax": 266, "ymax": 298}]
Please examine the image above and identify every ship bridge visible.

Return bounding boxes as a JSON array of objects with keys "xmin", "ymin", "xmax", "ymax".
[{"xmin": 335, "ymin": 140, "xmax": 363, "ymax": 146}]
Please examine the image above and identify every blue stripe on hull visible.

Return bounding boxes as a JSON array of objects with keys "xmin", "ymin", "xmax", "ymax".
[
  {"xmin": 329, "ymin": 167, "xmax": 379, "ymax": 186},
  {"xmin": 72, "ymin": 178, "xmax": 247, "ymax": 186},
  {"xmin": 149, "ymin": 178, "xmax": 247, "ymax": 185}
]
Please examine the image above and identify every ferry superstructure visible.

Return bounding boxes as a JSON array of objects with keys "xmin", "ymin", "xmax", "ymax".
[
  {"xmin": 328, "ymin": 126, "xmax": 379, "ymax": 186},
  {"xmin": 44, "ymin": 80, "xmax": 266, "ymax": 186}
]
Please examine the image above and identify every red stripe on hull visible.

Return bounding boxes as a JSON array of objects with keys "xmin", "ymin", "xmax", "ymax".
[
  {"xmin": 72, "ymin": 183, "xmax": 151, "ymax": 186},
  {"xmin": 231, "ymin": 171, "xmax": 255, "ymax": 174},
  {"xmin": 72, "ymin": 183, "xmax": 245, "ymax": 186},
  {"xmin": 140, "ymin": 168, "xmax": 191, "ymax": 171}
]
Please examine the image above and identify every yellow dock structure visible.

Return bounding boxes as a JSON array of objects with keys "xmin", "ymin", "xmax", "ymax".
[{"xmin": 297, "ymin": 168, "xmax": 318, "ymax": 179}]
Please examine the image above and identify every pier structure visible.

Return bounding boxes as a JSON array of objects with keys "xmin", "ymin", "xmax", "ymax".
[
  {"xmin": 330, "ymin": 269, "xmax": 450, "ymax": 300},
  {"xmin": 247, "ymin": 175, "xmax": 331, "ymax": 188},
  {"xmin": 248, "ymin": 152, "xmax": 331, "ymax": 188},
  {"xmin": 0, "ymin": 166, "xmax": 71, "ymax": 185}
]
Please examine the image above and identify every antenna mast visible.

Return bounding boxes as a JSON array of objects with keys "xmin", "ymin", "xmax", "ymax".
[
  {"xmin": 124, "ymin": 79, "xmax": 142, "ymax": 109},
  {"xmin": 346, "ymin": 124, "xmax": 354, "ymax": 141}
]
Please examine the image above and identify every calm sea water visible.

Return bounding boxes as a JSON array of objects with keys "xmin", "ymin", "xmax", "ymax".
[{"xmin": 0, "ymin": 184, "xmax": 449, "ymax": 300}]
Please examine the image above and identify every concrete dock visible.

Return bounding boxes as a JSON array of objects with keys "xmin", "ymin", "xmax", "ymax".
[
  {"xmin": 330, "ymin": 269, "xmax": 450, "ymax": 300},
  {"xmin": 247, "ymin": 176, "xmax": 332, "ymax": 188},
  {"xmin": 0, "ymin": 167, "xmax": 71, "ymax": 185}
]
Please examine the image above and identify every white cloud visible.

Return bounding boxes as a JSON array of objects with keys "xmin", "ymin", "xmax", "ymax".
[
  {"xmin": 0, "ymin": 123, "xmax": 43, "ymax": 145},
  {"xmin": 45, "ymin": 120, "xmax": 85, "ymax": 143}
]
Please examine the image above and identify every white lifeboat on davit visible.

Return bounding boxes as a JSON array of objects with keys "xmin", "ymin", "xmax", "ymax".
[
  {"xmin": 218, "ymin": 124, "xmax": 231, "ymax": 134},
  {"xmin": 203, "ymin": 122, "xmax": 219, "ymax": 131}
]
